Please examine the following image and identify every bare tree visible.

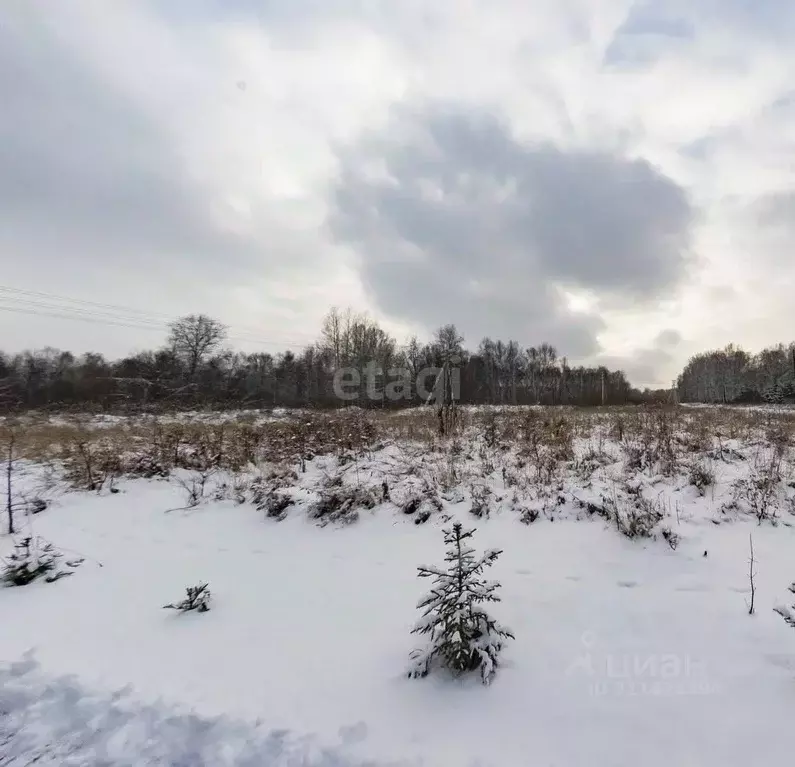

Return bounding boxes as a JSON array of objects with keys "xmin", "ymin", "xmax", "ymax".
[
  {"xmin": 319, "ymin": 307, "xmax": 346, "ymax": 369},
  {"xmin": 433, "ymin": 324, "xmax": 464, "ymax": 366},
  {"xmin": 748, "ymin": 533, "xmax": 757, "ymax": 615},
  {"xmin": 431, "ymin": 325, "xmax": 464, "ymax": 435},
  {"xmin": 5, "ymin": 428, "xmax": 14, "ymax": 534},
  {"xmin": 167, "ymin": 315, "xmax": 227, "ymax": 380}
]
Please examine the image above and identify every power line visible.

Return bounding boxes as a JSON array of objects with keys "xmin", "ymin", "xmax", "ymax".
[
  {"xmin": 0, "ymin": 305, "xmax": 169, "ymax": 332},
  {"xmin": 0, "ymin": 284, "xmax": 319, "ymax": 348},
  {"xmin": 0, "ymin": 284, "xmax": 320, "ymax": 345},
  {"xmin": 0, "ymin": 295, "xmax": 315, "ymax": 351},
  {"xmin": 0, "ymin": 297, "xmax": 167, "ymax": 328},
  {"xmin": 0, "ymin": 286, "xmax": 178, "ymax": 322}
]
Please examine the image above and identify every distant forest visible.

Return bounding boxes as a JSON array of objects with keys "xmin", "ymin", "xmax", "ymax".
[
  {"xmin": 5, "ymin": 307, "xmax": 791, "ymax": 412},
  {"xmin": 677, "ymin": 343, "xmax": 795, "ymax": 405},
  {"xmin": 0, "ymin": 308, "xmax": 661, "ymax": 412}
]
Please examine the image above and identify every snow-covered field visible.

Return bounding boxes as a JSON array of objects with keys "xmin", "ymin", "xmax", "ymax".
[{"xmin": 2, "ymin": 406, "xmax": 795, "ymax": 765}]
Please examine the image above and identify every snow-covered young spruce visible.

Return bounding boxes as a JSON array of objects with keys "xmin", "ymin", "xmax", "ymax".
[
  {"xmin": 163, "ymin": 582, "xmax": 211, "ymax": 613},
  {"xmin": 1, "ymin": 536, "xmax": 72, "ymax": 587},
  {"xmin": 774, "ymin": 582, "xmax": 795, "ymax": 629},
  {"xmin": 409, "ymin": 522, "xmax": 514, "ymax": 684}
]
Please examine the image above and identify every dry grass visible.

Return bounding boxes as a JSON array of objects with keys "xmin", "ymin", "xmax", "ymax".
[{"xmin": 4, "ymin": 405, "xmax": 795, "ymax": 537}]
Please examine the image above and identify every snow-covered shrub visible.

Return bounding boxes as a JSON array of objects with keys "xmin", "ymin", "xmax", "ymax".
[
  {"xmin": 661, "ymin": 525, "xmax": 680, "ymax": 550},
  {"xmin": 409, "ymin": 523, "xmax": 514, "ymax": 685},
  {"xmin": 28, "ymin": 497, "xmax": 49, "ymax": 515},
  {"xmin": 609, "ymin": 413, "xmax": 625, "ymax": 442},
  {"xmin": 620, "ymin": 408, "xmax": 679, "ymax": 477},
  {"xmin": 2, "ymin": 537, "xmax": 72, "ymax": 587},
  {"xmin": 730, "ymin": 453, "xmax": 784, "ymax": 524},
  {"xmin": 397, "ymin": 483, "xmax": 442, "ymax": 524},
  {"xmin": 164, "ymin": 583, "xmax": 211, "ymax": 613},
  {"xmin": 308, "ymin": 484, "xmax": 377, "ymax": 526},
  {"xmin": 545, "ymin": 417, "xmax": 575, "ymax": 463},
  {"xmin": 688, "ymin": 460, "xmax": 715, "ymax": 495},
  {"xmin": 469, "ymin": 482, "xmax": 493, "ymax": 518},
  {"xmin": 606, "ymin": 488, "xmax": 664, "ymax": 540},
  {"xmin": 574, "ymin": 444, "xmax": 610, "ymax": 482},
  {"xmin": 622, "ymin": 442, "xmax": 645, "ymax": 472},
  {"xmin": 262, "ymin": 490, "xmax": 292, "ymax": 520},
  {"xmin": 211, "ymin": 475, "xmax": 249, "ymax": 505},
  {"xmin": 481, "ymin": 412, "xmax": 499, "ymax": 449},
  {"xmin": 765, "ymin": 421, "xmax": 791, "ymax": 454},
  {"xmin": 245, "ymin": 471, "xmax": 295, "ymax": 519},
  {"xmin": 774, "ymin": 582, "xmax": 795, "ymax": 629},
  {"xmin": 62, "ymin": 436, "xmax": 126, "ymax": 492},
  {"xmin": 172, "ymin": 469, "xmax": 215, "ymax": 510},
  {"xmin": 260, "ymin": 464, "xmax": 299, "ymax": 485}
]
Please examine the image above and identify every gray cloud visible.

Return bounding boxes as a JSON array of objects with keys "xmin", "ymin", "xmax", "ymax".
[
  {"xmin": 0, "ymin": 7, "xmax": 337, "ymax": 290},
  {"xmin": 603, "ymin": 2, "xmax": 695, "ymax": 68},
  {"xmin": 754, "ymin": 192, "xmax": 795, "ymax": 231},
  {"xmin": 598, "ymin": 328, "xmax": 685, "ymax": 389},
  {"xmin": 0, "ymin": 5, "xmax": 336, "ymax": 355},
  {"xmin": 330, "ymin": 103, "xmax": 693, "ymax": 357},
  {"xmin": 0, "ymin": 14, "xmax": 232, "ymax": 275},
  {"xmin": 655, "ymin": 329, "xmax": 683, "ymax": 348}
]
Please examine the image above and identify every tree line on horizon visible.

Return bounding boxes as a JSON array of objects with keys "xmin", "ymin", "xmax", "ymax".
[
  {"xmin": 0, "ymin": 308, "xmax": 655, "ymax": 411},
  {"xmin": 676, "ymin": 343, "xmax": 795, "ymax": 405},
  {"xmin": 7, "ymin": 308, "xmax": 790, "ymax": 412}
]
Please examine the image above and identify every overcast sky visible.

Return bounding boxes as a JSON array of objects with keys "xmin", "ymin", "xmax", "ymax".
[{"xmin": 2, "ymin": 0, "xmax": 794, "ymax": 388}]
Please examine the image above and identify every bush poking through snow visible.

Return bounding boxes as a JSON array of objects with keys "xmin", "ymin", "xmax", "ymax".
[
  {"xmin": 729, "ymin": 453, "xmax": 784, "ymax": 524},
  {"xmin": 469, "ymin": 482, "xmax": 493, "ymax": 518},
  {"xmin": 774, "ymin": 582, "xmax": 795, "ymax": 629},
  {"xmin": 409, "ymin": 522, "xmax": 514, "ymax": 685},
  {"xmin": 309, "ymin": 484, "xmax": 378, "ymax": 526},
  {"xmin": 164, "ymin": 583, "xmax": 211, "ymax": 613},
  {"xmin": 2, "ymin": 537, "xmax": 73, "ymax": 586},
  {"xmin": 173, "ymin": 470, "xmax": 215, "ymax": 510},
  {"xmin": 262, "ymin": 490, "xmax": 293, "ymax": 520},
  {"xmin": 661, "ymin": 526, "xmax": 680, "ymax": 550},
  {"xmin": 688, "ymin": 461, "xmax": 715, "ymax": 495},
  {"xmin": 399, "ymin": 484, "xmax": 442, "ymax": 524},
  {"xmin": 606, "ymin": 486, "xmax": 665, "ymax": 540}
]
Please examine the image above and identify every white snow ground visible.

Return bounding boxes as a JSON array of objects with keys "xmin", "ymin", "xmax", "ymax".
[{"xmin": 2, "ymin": 463, "xmax": 795, "ymax": 765}]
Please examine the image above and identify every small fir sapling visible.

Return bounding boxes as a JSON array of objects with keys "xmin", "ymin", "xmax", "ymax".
[
  {"xmin": 164, "ymin": 583, "xmax": 212, "ymax": 613},
  {"xmin": 409, "ymin": 522, "xmax": 514, "ymax": 685},
  {"xmin": 774, "ymin": 582, "xmax": 795, "ymax": 629},
  {"xmin": 2, "ymin": 536, "xmax": 72, "ymax": 586}
]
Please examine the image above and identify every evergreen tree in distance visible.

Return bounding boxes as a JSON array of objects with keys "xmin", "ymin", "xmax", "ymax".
[{"xmin": 409, "ymin": 522, "xmax": 514, "ymax": 684}]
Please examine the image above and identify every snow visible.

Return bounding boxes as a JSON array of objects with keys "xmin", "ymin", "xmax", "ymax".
[
  {"xmin": 0, "ymin": 656, "xmax": 395, "ymax": 767},
  {"xmin": 2, "ymin": 423, "xmax": 795, "ymax": 764},
  {"xmin": 0, "ymin": 406, "xmax": 304, "ymax": 431}
]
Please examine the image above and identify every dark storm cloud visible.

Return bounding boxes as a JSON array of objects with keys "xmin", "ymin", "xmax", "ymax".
[
  {"xmin": 0, "ymin": 9, "xmax": 267, "ymax": 282},
  {"xmin": 330, "ymin": 103, "xmax": 693, "ymax": 357}
]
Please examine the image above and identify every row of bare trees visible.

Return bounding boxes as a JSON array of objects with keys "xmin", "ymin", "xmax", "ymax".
[
  {"xmin": 0, "ymin": 309, "xmax": 637, "ymax": 411},
  {"xmin": 677, "ymin": 343, "xmax": 795, "ymax": 404}
]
